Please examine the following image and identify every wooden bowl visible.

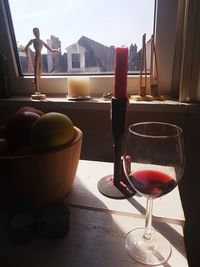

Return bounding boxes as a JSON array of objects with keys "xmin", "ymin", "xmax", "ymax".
[{"xmin": 0, "ymin": 127, "xmax": 82, "ymax": 208}]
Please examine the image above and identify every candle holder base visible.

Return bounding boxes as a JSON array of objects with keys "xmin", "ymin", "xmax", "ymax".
[
  {"xmin": 97, "ymin": 175, "xmax": 135, "ymax": 199},
  {"xmin": 67, "ymin": 95, "xmax": 91, "ymax": 101}
]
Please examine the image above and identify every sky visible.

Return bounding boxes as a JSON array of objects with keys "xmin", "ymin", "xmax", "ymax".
[{"xmin": 9, "ymin": 0, "xmax": 154, "ymax": 54}]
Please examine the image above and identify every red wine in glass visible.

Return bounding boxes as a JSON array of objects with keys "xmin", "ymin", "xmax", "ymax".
[
  {"xmin": 123, "ymin": 122, "xmax": 185, "ymax": 265},
  {"xmin": 129, "ymin": 169, "xmax": 177, "ymax": 198}
]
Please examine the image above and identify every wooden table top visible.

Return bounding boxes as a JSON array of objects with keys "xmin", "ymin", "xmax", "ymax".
[{"xmin": 0, "ymin": 160, "xmax": 188, "ymax": 267}]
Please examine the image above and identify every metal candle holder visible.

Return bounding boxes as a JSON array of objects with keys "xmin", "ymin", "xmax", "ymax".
[{"xmin": 97, "ymin": 97, "xmax": 135, "ymax": 199}]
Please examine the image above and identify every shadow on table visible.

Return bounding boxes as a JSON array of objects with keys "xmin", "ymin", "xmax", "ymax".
[
  {"xmin": 127, "ymin": 196, "xmax": 186, "ymax": 258},
  {"xmin": 0, "ymin": 180, "xmax": 140, "ymax": 267},
  {"xmin": 0, "ymin": 177, "xmax": 186, "ymax": 267}
]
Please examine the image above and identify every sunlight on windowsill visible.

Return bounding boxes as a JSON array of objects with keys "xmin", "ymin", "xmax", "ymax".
[{"xmin": 0, "ymin": 95, "xmax": 189, "ymax": 113}]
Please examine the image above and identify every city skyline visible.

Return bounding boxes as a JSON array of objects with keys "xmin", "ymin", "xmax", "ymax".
[
  {"xmin": 19, "ymin": 34, "xmax": 151, "ymax": 74},
  {"xmin": 9, "ymin": 0, "xmax": 154, "ymax": 53}
]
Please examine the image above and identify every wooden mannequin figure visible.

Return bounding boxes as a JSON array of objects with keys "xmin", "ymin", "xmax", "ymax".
[{"xmin": 24, "ymin": 27, "xmax": 59, "ymax": 100}]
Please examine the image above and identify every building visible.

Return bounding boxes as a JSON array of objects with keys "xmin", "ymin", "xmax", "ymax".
[
  {"xmin": 65, "ymin": 42, "xmax": 86, "ymax": 73},
  {"xmin": 47, "ymin": 35, "xmax": 62, "ymax": 73},
  {"xmin": 78, "ymin": 36, "xmax": 115, "ymax": 72},
  {"xmin": 129, "ymin": 40, "xmax": 151, "ymax": 72},
  {"xmin": 65, "ymin": 36, "xmax": 115, "ymax": 73}
]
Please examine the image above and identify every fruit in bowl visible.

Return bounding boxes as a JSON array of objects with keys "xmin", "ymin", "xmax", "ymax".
[
  {"xmin": 14, "ymin": 106, "xmax": 44, "ymax": 117},
  {"xmin": 4, "ymin": 106, "xmax": 44, "ymax": 149},
  {"xmin": 30, "ymin": 112, "xmax": 75, "ymax": 151},
  {"xmin": 6, "ymin": 110, "xmax": 41, "ymax": 148},
  {"xmin": 0, "ymin": 107, "xmax": 83, "ymax": 208}
]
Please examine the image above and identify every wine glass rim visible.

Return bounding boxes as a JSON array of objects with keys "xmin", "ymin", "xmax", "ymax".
[{"xmin": 129, "ymin": 121, "xmax": 182, "ymax": 138}]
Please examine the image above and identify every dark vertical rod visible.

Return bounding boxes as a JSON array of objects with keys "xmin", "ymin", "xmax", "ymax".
[
  {"xmin": 113, "ymin": 142, "xmax": 122, "ymax": 187},
  {"xmin": 111, "ymin": 97, "xmax": 127, "ymax": 188}
]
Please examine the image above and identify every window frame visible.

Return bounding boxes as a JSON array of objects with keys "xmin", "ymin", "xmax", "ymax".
[
  {"xmin": 178, "ymin": 0, "xmax": 200, "ymax": 102},
  {"xmin": 1, "ymin": 0, "xmax": 199, "ymax": 101}
]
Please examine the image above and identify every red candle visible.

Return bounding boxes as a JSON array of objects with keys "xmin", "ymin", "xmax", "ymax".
[{"xmin": 114, "ymin": 47, "xmax": 128, "ymax": 99}]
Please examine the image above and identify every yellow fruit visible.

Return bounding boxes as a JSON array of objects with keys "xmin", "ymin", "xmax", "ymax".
[{"xmin": 30, "ymin": 112, "xmax": 74, "ymax": 151}]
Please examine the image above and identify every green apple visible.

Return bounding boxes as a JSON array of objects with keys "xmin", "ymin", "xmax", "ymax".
[{"xmin": 30, "ymin": 112, "xmax": 74, "ymax": 151}]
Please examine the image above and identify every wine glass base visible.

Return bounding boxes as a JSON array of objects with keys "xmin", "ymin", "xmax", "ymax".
[
  {"xmin": 124, "ymin": 228, "xmax": 171, "ymax": 266},
  {"xmin": 97, "ymin": 175, "xmax": 136, "ymax": 199}
]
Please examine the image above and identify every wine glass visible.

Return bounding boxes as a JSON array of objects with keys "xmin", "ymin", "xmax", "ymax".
[{"xmin": 123, "ymin": 122, "xmax": 185, "ymax": 265}]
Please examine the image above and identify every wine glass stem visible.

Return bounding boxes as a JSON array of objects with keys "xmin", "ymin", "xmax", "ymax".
[{"xmin": 144, "ymin": 196, "xmax": 153, "ymax": 240}]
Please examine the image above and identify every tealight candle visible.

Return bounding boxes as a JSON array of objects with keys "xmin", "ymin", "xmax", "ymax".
[{"xmin": 68, "ymin": 77, "xmax": 90, "ymax": 98}]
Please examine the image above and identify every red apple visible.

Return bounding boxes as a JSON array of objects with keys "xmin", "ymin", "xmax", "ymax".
[
  {"xmin": 14, "ymin": 106, "xmax": 44, "ymax": 117},
  {"xmin": 6, "ymin": 111, "xmax": 41, "ymax": 148}
]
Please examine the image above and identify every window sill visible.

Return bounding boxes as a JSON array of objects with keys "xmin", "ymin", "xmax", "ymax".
[{"xmin": 0, "ymin": 96, "xmax": 190, "ymax": 113}]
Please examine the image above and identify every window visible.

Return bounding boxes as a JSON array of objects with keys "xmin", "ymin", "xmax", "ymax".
[
  {"xmin": 0, "ymin": 0, "xmax": 199, "ymax": 101},
  {"xmin": 8, "ymin": 0, "xmax": 154, "ymax": 76},
  {"xmin": 72, "ymin": 54, "xmax": 81, "ymax": 69}
]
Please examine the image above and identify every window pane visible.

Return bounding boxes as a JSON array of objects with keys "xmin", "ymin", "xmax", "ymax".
[{"xmin": 8, "ymin": 0, "xmax": 154, "ymax": 75}]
